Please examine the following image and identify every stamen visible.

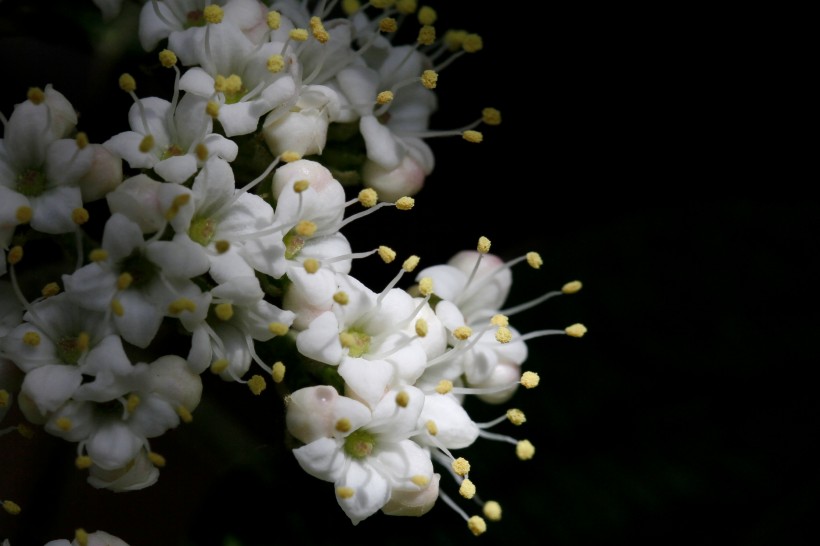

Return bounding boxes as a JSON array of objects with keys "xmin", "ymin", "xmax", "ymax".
[
  {"xmin": 483, "ymin": 500, "xmax": 502, "ymax": 521},
  {"xmin": 148, "ymin": 451, "xmax": 166, "ymax": 467},
  {"xmin": 2, "ymin": 500, "xmax": 21, "ymax": 515},
  {"xmin": 271, "ymin": 361, "xmax": 285, "ymax": 383},
  {"xmin": 248, "ymin": 374, "xmax": 267, "ymax": 395}
]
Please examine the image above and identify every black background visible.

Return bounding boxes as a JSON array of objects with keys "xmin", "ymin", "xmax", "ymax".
[{"xmin": 1, "ymin": 1, "xmax": 816, "ymax": 545}]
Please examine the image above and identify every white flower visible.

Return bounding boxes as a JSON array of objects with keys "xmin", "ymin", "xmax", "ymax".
[
  {"xmin": 138, "ymin": 0, "xmax": 228, "ymax": 58},
  {"xmin": 45, "ymin": 530, "xmax": 130, "ymax": 546},
  {"xmin": 106, "ymin": 173, "xmax": 193, "ymax": 235}
]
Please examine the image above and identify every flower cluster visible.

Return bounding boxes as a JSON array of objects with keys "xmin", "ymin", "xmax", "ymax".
[{"xmin": 1, "ymin": 0, "xmax": 585, "ymax": 540}]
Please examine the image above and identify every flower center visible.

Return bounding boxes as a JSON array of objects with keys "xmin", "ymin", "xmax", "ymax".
[
  {"xmin": 57, "ymin": 336, "xmax": 83, "ymax": 365},
  {"xmin": 283, "ymin": 232, "xmax": 305, "ymax": 260},
  {"xmin": 343, "ymin": 429, "xmax": 375, "ymax": 459},
  {"xmin": 16, "ymin": 168, "xmax": 46, "ymax": 197},
  {"xmin": 118, "ymin": 249, "xmax": 158, "ymax": 288},
  {"xmin": 160, "ymin": 144, "xmax": 185, "ymax": 161},
  {"xmin": 185, "ymin": 10, "xmax": 206, "ymax": 28},
  {"xmin": 189, "ymin": 216, "xmax": 217, "ymax": 246},
  {"xmin": 339, "ymin": 329, "xmax": 370, "ymax": 358}
]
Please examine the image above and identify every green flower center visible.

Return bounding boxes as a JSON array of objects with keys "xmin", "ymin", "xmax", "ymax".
[
  {"xmin": 343, "ymin": 429, "xmax": 375, "ymax": 459},
  {"xmin": 189, "ymin": 216, "xmax": 217, "ymax": 246},
  {"xmin": 119, "ymin": 249, "xmax": 158, "ymax": 288},
  {"xmin": 16, "ymin": 168, "xmax": 46, "ymax": 197},
  {"xmin": 56, "ymin": 336, "xmax": 83, "ymax": 365},
  {"xmin": 340, "ymin": 329, "xmax": 370, "ymax": 358},
  {"xmin": 185, "ymin": 10, "xmax": 206, "ymax": 28},
  {"xmin": 160, "ymin": 144, "xmax": 185, "ymax": 161},
  {"xmin": 283, "ymin": 232, "xmax": 305, "ymax": 260}
]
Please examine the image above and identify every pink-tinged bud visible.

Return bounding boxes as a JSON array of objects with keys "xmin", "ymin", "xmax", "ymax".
[
  {"xmin": 78, "ymin": 144, "xmax": 124, "ymax": 202},
  {"xmin": 362, "ymin": 154, "xmax": 427, "ymax": 202}
]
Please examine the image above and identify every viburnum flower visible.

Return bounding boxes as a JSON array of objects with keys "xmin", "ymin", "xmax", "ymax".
[{"xmin": 44, "ymin": 529, "xmax": 130, "ymax": 546}]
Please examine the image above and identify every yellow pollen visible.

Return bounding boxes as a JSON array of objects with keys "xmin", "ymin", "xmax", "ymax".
[
  {"xmin": 425, "ymin": 419, "xmax": 438, "ymax": 435},
  {"xmin": 463, "ymin": 33, "xmax": 483, "ymax": 53},
  {"xmin": 483, "ymin": 500, "xmax": 502, "ymax": 521},
  {"xmin": 272, "ymin": 361, "xmax": 285, "ymax": 383},
  {"xmin": 176, "ymin": 405, "xmax": 193, "ymax": 423},
  {"xmin": 117, "ymin": 272, "xmax": 133, "ymax": 290},
  {"xmin": 293, "ymin": 179, "xmax": 310, "ymax": 192},
  {"xmin": 89, "ymin": 249, "xmax": 108, "ymax": 262},
  {"xmin": 507, "ymin": 408, "xmax": 526, "ymax": 425},
  {"xmin": 56, "ymin": 417, "xmax": 72, "ymax": 431},
  {"xmin": 75, "ymin": 455, "xmax": 92, "ymax": 469},
  {"xmin": 565, "ymin": 323, "xmax": 588, "ymax": 338},
  {"xmin": 139, "ymin": 134, "xmax": 155, "ymax": 153},
  {"xmin": 7, "ymin": 245, "xmax": 23, "ymax": 265},
  {"xmin": 436, "ymin": 379, "xmax": 453, "ymax": 394},
  {"xmin": 168, "ymin": 298, "xmax": 196, "ymax": 314},
  {"xmin": 267, "ymin": 10, "xmax": 281, "ymax": 29},
  {"xmin": 303, "ymin": 258, "xmax": 320, "ymax": 273},
  {"xmin": 333, "ymin": 291, "xmax": 349, "ymax": 305},
  {"xmin": 468, "ymin": 515, "xmax": 487, "ymax": 536},
  {"xmin": 159, "ymin": 49, "xmax": 177, "ymax": 67},
  {"xmin": 22, "ymin": 331, "xmax": 40, "ymax": 346},
  {"xmin": 521, "ymin": 371, "xmax": 540, "ymax": 389},
  {"xmin": 491, "ymin": 314, "xmax": 508, "ymax": 327},
  {"xmin": 336, "ymin": 487, "xmax": 355, "ymax": 499},
  {"xmin": 170, "ymin": 194, "xmax": 190, "ymax": 210},
  {"xmin": 402, "ymin": 255, "xmax": 420, "ymax": 272},
  {"xmin": 0, "ymin": 390, "xmax": 8, "ymax": 407},
  {"xmin": 27, "ymin": 86, "xmax": 45, "ymax": 104},
  {"xmin": 75, "ymin": 132, "xmax": 89, "ymax": 149},
  {"xmin": 358, "ymin": 188, "xmax": 378, "ymax": 207},
  {"xmin": 415, "ymin": 318, "xmax": 428, "ymax": 337},
  {"xmin": 452, "ymin": 457, "xmax": 470, "ymax": 476},
  {"xmin": 339, "ymin": 332, "xmax": 356, "ymax": 349},
  {"xmin": 215, "ymin": 302, "xmax": 234, "ymax": 321},
  {"xmin": 396, "ymin": 196, "xmax": 415, "ymax": 210},
  {"xmin": 2, "ymin": 500, "xmax": 21, "ymax": 515},
  {"xmin": 214, "ymin": 75, "xmax": 227, "ymax": 92},
  {"xmin": 148, "ymin": 451, "xmax": 166, "ymax": 467},
  {"xmin": 196, "ymin": 142, "xmax": 209, "ymax": 161},
  {"xmin": 516, "ymin": 439, "xmax": 535, "ymax": 460},
  {"xmin": 482, "ymin": 107, "xmax": 502, "ymax": 125},
  {"xmin": 281, "ymin": 150, "xmax": 302, "ymax": 163},
  {"xmin": 495, "ymin": 326, "xmax": 512, "ymax": 343},
  {"xmin": 295, "ymin": 220, "xmax": 317, "ymax": 237},
  {"xmin": 418, "ymin": 277, "xmax": 433, "ymax": 296},
  {"xmin": 118, "ymin": 73, "xmax": 136, "ymax": 92},
  {"xmin": 397, "ymin": 0, "xmax": 417, "ymax": 14},
  {"xmin": 211, "ymin": 359, "xmax": 229, "ymax": 374},
  {"xmin": 411, "ymin": 474, "xmax": 429, "ymax": 486},
  {"xmin": 370, "ymin": 0, "xmax": 393, "ymax": 8},
  {"xmin": 336, "ymin": 418, "xmax": 352, "ymax": 432},
  {"xmin": 376, "ymin": 90, "xmax": 394, "ymax": 105},
  {"xmin": 15, "ymin": 205, "xmax": 32, "ymax": 224},
  {"xmin": 453, "ymin": 326, "xmax": 472, "ymax": 340},
  {"xmin": 206, "ymin": 101, "xmax": 220, "ymax": 118},
  {"xmin": 463, "ymin": 130, "xmax": 483, "ymax": 143},
  {"xmin": 395, "ymin": 390, "xmax": 410, "ymax": 407},
  {"xmin": 378, "ymin": 245, "xmax": 396, "ymax": 263},
  {"xmin": 111, "ymin": 298, "xmax": 124, "ymax": 316},
  {"xmin": 459, "ymin": 478, "xmax": 476, "ymax": 499},
  {"xmin": 126, "ymin": 393, "xmax": 140, "ymax": 414},
  {"xmin": 269, "ymin": 322, "xmax": 289, "ymax": 336},
  {"xmin": 203, "ymin": 4, "xmax": 224, "ymax": 23},
  {"xmin": 418, "ymin": 6, "xmax": 436, "ymax": 24},
  {"xmin": 215, "ymin": 240, "xmax": 230, "ymax": 254},
  {"xmin": 417, "ymin": 25, "xmax": 436, "ymax": 45},
  {"xmin": 17, "ymin": 423, "xmax": 34, "ymax": 439},
  {"xmin": 248, "ymin": 374, "xmax": 267, "ymax": 395},
  {"xmin": 379, "ymin": 17, "xmax": 398, "ymax": 33},
  {"xmin": 41, "ymin": 282, "xmax": 61, "ymax": 297},
  {"xmin": 526, "ymin": 251, "xmax": 543, "ymax": 269},
  {"xmin": 341, "ymin": 0, "xmax": 361, "ymax": 15},
  {"xmin": 310, "ymin": 17, "xmax": 329, "ymax": 43},
  {"xmin": 76, "ymin": 332, "xmax": 90, "ymax": 351},
  {"xmin": 420, "ymin": 70, "xmax": 438, "ymax": 89},
  {"xmin": 289, "ymin": 28, "xmax": 309, "ymax": 41},
  {"xmin": 477, "ymin": 236, "xmax": 491, "ymax": 253},
  {"xmin": 444, "ymin": 29, "xmax": 467, "ymax": 50},
  {"xmin": 267, "ymin": 54, "xmax": 285, "ymax": 73},
  {"xmin": 562, "ymin": 280, "xmax": 583, "ymax": 294},
  {"xmin": 75, "ymin": 528, "xmax": 89, "ymax": 546},
  {"xmin": 224, "ymin": 74, "xmax": 242, "ymax": 94}
]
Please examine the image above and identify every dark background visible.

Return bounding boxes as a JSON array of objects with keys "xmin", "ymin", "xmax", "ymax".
[{"xmin": 1, "ymin": 1, "xmax": 816, "ymax": 545}]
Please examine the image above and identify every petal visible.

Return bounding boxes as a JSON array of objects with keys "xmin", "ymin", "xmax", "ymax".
[
  {"xmin": 338, "ymin": 357, "xmax": 393, "ymax": 410},
  {"xmin": 336, "ymin": 459, "xmax": 390, "ymax": 525},
  {"xmin": 296, "ymin": 311, "xmax": 344, "ymax": 365},
  {"xmin": 21, "ymin": 364, "xmax": 82, "ymax": 414},
  {"xmin": 114, "ymin": 289, "xmax": 164, "ymax": 348},
  {"xmin": 292, "ymin": 437, "xmax": 346, "ymax": 482},
  {"xmin": 86, "ymin": 419, "xmax": 143, "ymax": 470},
  {"xmin": 29, "ymin": 186, "xmax": 83, "ymax": 234}
]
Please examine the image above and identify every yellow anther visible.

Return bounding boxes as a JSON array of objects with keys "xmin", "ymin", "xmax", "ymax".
[
  {"xmin": 126, "ymin": 393, "xmax": 140, "ymax": 414},
  {"xmin": 281, "ymin": 150, "xmax": 302, "ymax": 162},
  {"xmin": 267, "ymin": 10, "xmax": 281, "ymax": 29},
  {"xmin": 56, "ymin": 417, "xmax": 72, "ymax": 431},
  {"xmin": 293, "ymin": 180, "xmax": 310, "ymax": 193},
  {"xmin": 521, "ymin": 371, "xmax": 540, "ymax": 389},
  {"xmin": 89, "ymin": 248, "xmax": 108, "ymax": 262},
  {"xmin": 269, "ymin": 322, "xmax": 289, "ymax": 336},
  {"xmin": 333, "ymin": 291, "xmax": 349, "ymax": 305},
  {"xmin": 267, "ymin": 54, "xmax": 285, "ymax": 73},
  {"xmin": 215, "ymin": 240, "xmax": 230, "ymax": 254},
  {"xmin": 303, "ymin": 258, "xmax": 320, "ymax": 273},
  {"xmin": 417, "ymin": 25, "xmax": 436, "ymax": 45},
  {"xmin": 459, "ymin": 478, "xmax": 476, "ymax": 499},
  {"xmin": 22, "ymin": 331, "xmax": 41, "ymax": 346},
  {"xmin": 0, "ymin": 390, "xmax": 8, "ymax": 408},
  {"xmin": 139, "ymin": 134, "xmax": 155, "ymax": 153},
  {"xmin": 379, "ymin": 17, "xmax": 398, "ymax": 33},
  {"xmin": 41, "ymin": 282, "xmax": 61, "ymax": 297},
  {"xmin": 425, "ymin": 419, "xmax": 438, "ymax": 435},
  {"xmin": 159, "ymin": 49, "xmax": 177, "ymax": 68},
  {"xmin": 75, "ymin": 132, "xmax": 89, "ymax": 149},
  {"xmin": 516, "ymin": 439, "xmax": 535, "ymax": 460},
  {"xmin": 507, "ymin": 408, "xmax": 526, "ymax": 425},
  {"xmin": 206, "ymin": 101, "xmax": 220, "ymax": 118},
  {"xmin": 483, "ymin": 500, "xmax": 502, "ymax": 521},
  {"xmin": 336, "ymin": 486, "xmax": 355, "ymax": 499},
  {"xmin": 418, "ymin": 6, "xmax": 436, "ymax": 25},
  {"xmin": 76, "ymin": 332, "xmax": 90, "ymax": 351},
  {"xmin": 468, "ymin": 515, "xmax": 487, "ymax": 536},
  {"xmin": 295, "ymin": 220, "xmax": 317, "ymax": 237},
  {"xmin": 17, "ymin": 423, "xmax": 34, "ymax": 439},
  {"xmin": 289, "ymin": 28, "xmax": 309, "ymax": 41},
  {"xmin": 117, "ymin": 272, "xmax": 133, "ymax": 290},
  {"xmin": 395, "ymin": 196, "xmax": 414, "ymax": 210},
  {"xmin": 148, "ymin": 451, "xmax": 166, "ymax": 467},
  {"xmin": 203, "ymin": 4, "xmax": 224, "ymax": 23},
  {"xmin": 477, "ymin": 236, "xmax": 491, "ymax": 253},
  {"xmin": 402, "ymin": 255, "xmax": 420, "ymax": 272},
  {"xmin": 118, "ymin": 73, "xmax": 136, "ymax": 92},
  {"xmin": 370, "ymin": 0, "xmax": 393, "ymax": 8},
  {"xmin": 339, "ymin": 332, "xmax": 356, "ymax": 349},
  {"xmin": 172, "ymin": 193, "xmax": 190, "ymax": 208},
  {"xmin": 462, "ymin": 130, "xmax": 483, "ymax": 143},
  {"xmin": 214, "ymin": 74, "xmax": 227, "ymax": 92},
  {"xmin": 215, "ymin": 302, "xmax": 234, "ymax": 321},
  {"xmin": 8, "ymin": 245, "xmax": 23, "ymax": 265},
  {"xmin": 376, "ymin": 90, "xmax": 394, "ymax": 105},
  {"xmin": 526, "ymin": 251, "xmax": 543, "ymax": 269},
  {"xmin": 418, "ymin": 277, "xmax": 433, "ymax": 296},
  {"xmin": 482, "ymin": 107, "xmax": 502, "ymax": 126},
  {"xmin": 420, "ymin": 70, "xmax": 438, "ymax": 89},
  {"xmin": 211, "ymin": 359, "xmax": 229, "ymax": 374},
  {"xmin": 490, "ymin": 314, "xmax": 508, "ymax": 327},
  {"xmin": 248, "ymin": 375, "xmax": 267, "ymax": 395},
  {"xmin": 565, "ymin": 323, "xmax": 588, "ymax": 338},
  {"xmin": 435, "ymin": 379, "xmax": 453, "ymax": 394},
  {"xmin": 397, "ymin": 0, "xmax": 417, "ymax": 14},
  {"xmin": 341, "ymin": 0, "xmax": 361, "ymax": 15},
  {"xmin": 176, "ymin": 405, "xmax": 193, "ymax": 423},
  {"xmin": 272, "ymin": 361, "xmax": 285, "ymax": 383},
  {"xmin": 463, "ymin": 33, "xmax": 483, "ymax": 53},
  {"xmin": 452, "ymin": 457, "xmax": 470, "ymax": 476},
  {"xmin": 395, "ymin": 390, "xmax": 410, "ymax": 407},
  {"xmin": 411, "ymin": 474, "xmax": 429, "ymax": 486},
  {"xmin": 75, "ymin": 455, "xmax": 92, "ymax": 469},
  {"xmin": 562, "ymin": 280, "xmax": 583, "ymax": 294},
  {"xmin": 336, "ymin": 418, "xmax": 352, "ymax": 432},
  {"xmin": 453, "ymin": 326, "xmax": 472, "ymax": 340},
  {"xmin": 378, "ymin": 245, "xmax": 396, "ymax": 264},
  {"xmin": 444, "ymin": 29, "xmax": 467, "ymax": 51},
  {"xmin": 75, "ymin": 528, "xmax": 89, "ymax": 546},
  {"xmin": 195, "ymin": 142, "xmax": 209, "ymax": 161},
  {"xmin": 415, "ymin": 318, "xmax": 428, "ymax": 337},
  {"xmin": 495, "ymin": 326, "xmax": 512, "ymax": 343},
  {"xmin": 111, "ymin": 298, "xmax": 124, "ymax": 316},
  {"xmin": 358, "ymin": 188, "xmax": 378, "ymax": 207},
  {"xmin": 224, "ymin": 74, "xmax": 242, "ymax": 94},
  {"xmin": 2, "ymin": 500, "xmax": 21, "ymax": 515},
  {"xmin": 310, "ymin": 16, "xmax": 329, "ymax": 43},
  {"xmin": 15, "ymin": 205, "xmax": 32, "ymax": 224},
  {"xmin": 27, "ymin": 87, "xmax": 45, "ymax": 104},
  {"xmin": 168, "ymin": 298, "xmax": 196, "ymax": 314}
]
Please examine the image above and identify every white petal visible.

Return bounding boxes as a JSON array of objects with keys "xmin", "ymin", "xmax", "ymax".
[
  {"xmin": 87, "ymin": 419, "xmax": 143, "ymax": 470},
  {"xmin": 336, "ymin": 459, "xmax": 390, "ymax": 525},
  {"xmin": 293, "ymin": 437, "xmax": 345, "ymax": 482},
  {"xmin": 296, "ymin": 311, "xmax": 344, "ymax": 365},
  {"xmin": 21, "ymin": 364, "xmax": 82, "ymax": 414}
]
